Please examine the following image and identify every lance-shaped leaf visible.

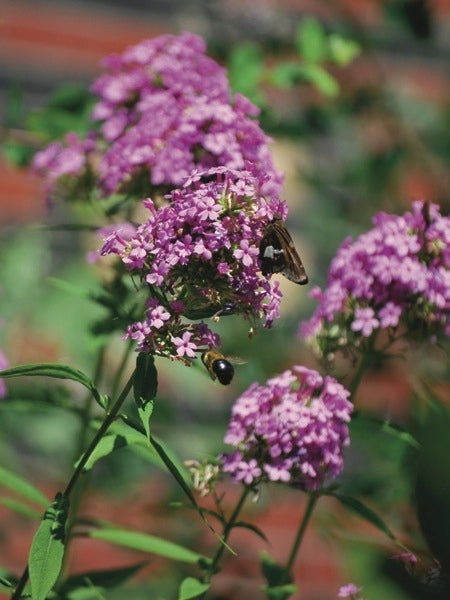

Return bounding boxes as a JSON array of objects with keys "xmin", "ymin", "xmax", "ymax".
[
  {"xmin": 296, "ymin": 17, "xmax": 327, "ymax": 64},
  {"xmin": 0, "ymin": 497, "xmax": 41, "ymax": 520},
  {"xmin": 178, "ymin": 577, "xmax": 210, "ymax": 600},
  {"xmin": 0, "ymin": 465, "xmax": 49, "ymax": 508},
  {"xmin": 262, "ymin": 583, "xmax": 299, "ymax": 600},
  {"xmin": 234, "ymin": 521, "xmax": 269, "ymax": 543},
  {"xmin": 88, "ymin": 526, "xmax": 206, "ymax": 564},
  {"xmin": 330, "ymin": 492, "xmax": 396, "ymax": 541},
  {"xmin": 75, "ymin": 434, "xmax": 133, "ymax": 472},
  {"xmin": 59, "ymin": 562, "xmax": 146, "ymax": 594},
  {"xmin": 260, "ymin": 552, "xmax": 297, "ymax": 600},
  {"xmin": 134, "ymin": 353, "xmax": 158, "ymax": 439},
  {"xmin": 149, "ymin": 435, "xmax": 192, "ymax": 497},
  {"xmin": 148, "ymin": 435, "xmax": 222, "ymax": 542},
  {"xmin": 29, "ymin": 493, "xmax": 69, "ymax": 600},
  {"xmin": 0, "ymin": 363, "xmax": 103, "ymax": 408},
  {"xmin": 0, "ymin": 573, "xmax": 17, "ymax": 591},
  {"xmin": 260, "ymin": 551, "xmax": 292, "ymax": 588}
]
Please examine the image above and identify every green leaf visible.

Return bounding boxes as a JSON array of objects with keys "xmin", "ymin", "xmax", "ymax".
[
  {"xmin": 301, "ymin": 64, "xmax": 339, "ymax": 97},
  {"xmin": 59, "ymin": 562, "xmax": 146, "ymax": 593},
  {"xmin": 134, "ymin": 353, "xmax": 158, "ymax": 403},
  {"xmin": 149, "ymin": 435, "xmax": 192, "ymax": 497},
  {"xmin": 0, "ymin": 497, "xmax": 41, "ymax": 520},
  {"xmin": 0, "ymin": 465, "xmax": 49, "ymax": 507},
  {"xmin": 262, "ymin": 583, "xmax": 298, "ymax": 600},
  {"xmin": 137, "ymin": 400, "xmax": 154, "ymax": 440},
  {"xmin": 47, "ymin": 83, "xmax": 91, "ymax": 111},
  {"xmin": 0, "ymin": 574, "xmax": 17, "ymax": 590},
  {"xmin": 296, "ymin": 18, "xmax": 327, "ymax": 64},
  {"xmin": 4, "ymin": 81, "xmax": 24, "ymax": 128},
  {"xmin": 89, "ymin": 527, "xmax": 206, "ymax": 564},
  {"xmin": 65, "ymin": 587, "xmax": 106, "ymax": 600},
  {"xmin": 330, "ymin": 492, "xmax": 396, "ymax": 540},
  {"xmin": 271, "ymin": 63, "xmax": 305, "ymax": 88},
  {"xmin": 178, "ymin": 577, "xmax": 210, "ymax": 600},
  {"xmin": 328, "ymin": 34, "xmax": 360, "ymax": 66},
  {"xmin": 0, "ymin": 363, "xmax": 102, "ymax": 407},
  {"xmin": 76, "ymin": 434, "xmax": 131, "ymax": 472},
  {"xmin": 29, "ymin": 493, "xmax": 69, "ymax": 600},
  {"xmin": 2, "ymin": 140, "xmax": 34, "ymax": 167},
  {"xmin": 234, "ymin": 521, "xmax": 269, "ymax": 543},
  {"xmin": 47, "ymin": 276, "xmax": 93, "ymax": 299},
  {"xmin": 416, "ymin": 408, "xmax": 450, "ymax": 574},
  {"xmin": 148, "ymin": 435, "xmax": 222, "ymax": 539},
  {"xmin": 0, "ymin": 363, "xmax": 92, "ymax": 389},
  {"xmin": 260, "ymin": 551, "xmax": 291, "ymax": 588},
  {"xmin": 381, "ymin": 422, "xmax": 419, "ymax": 448},
  {"xmin": 228, "ymin": 42, "xmax": 265, "ymax": 104},
  {"xmin": 134, "ymin": 353, "xmax": 157, "ymax": 439}
]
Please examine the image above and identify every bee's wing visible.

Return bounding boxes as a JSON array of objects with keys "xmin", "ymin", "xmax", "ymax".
[{"xmin": 228, "ymin": 356, "xmax": 247, "ymax": 365}]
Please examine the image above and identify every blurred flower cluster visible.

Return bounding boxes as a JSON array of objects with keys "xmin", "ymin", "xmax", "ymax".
[
  {"xmin": 337, "ymin": 583, "xmax": 365, "ymax": 599},
  {"xmin": 220, "ymin": 366, "xmax": 352, "ymax": 490},
  {"xmin": 32, "ymin": 32, "xmax": 282, "ymax": 205},
  {"xmin": 100, "ymin": 167, "xmax": 286, "ymax": 358},
  {"xmin": 300, "ymin": 200, "xmax": 450, "ymax": 357}
]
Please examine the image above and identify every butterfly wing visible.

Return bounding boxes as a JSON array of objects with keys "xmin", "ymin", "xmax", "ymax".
[{"xmin": 260, "ymin": 219, "xmax": 308, "ymax": 285}]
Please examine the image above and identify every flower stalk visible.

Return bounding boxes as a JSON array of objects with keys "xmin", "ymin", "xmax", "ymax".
[
  {"xmin": 285, "ymin": 492, "xmax": 319, "ymax": 574},
  {"xmin": 204, "ymin": 487, "xmax": 251, "ymax": 583}
]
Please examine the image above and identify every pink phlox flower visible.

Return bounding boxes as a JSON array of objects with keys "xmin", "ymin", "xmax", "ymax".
[
  {"xmin": 233, "ymin": 239, "xmax": 259, "ymax": 267},
  {"xmin": 234, "ymin": 459, "xmax": 262, "ymax": 485},
  {"xmin": 378, "ymin": 302, "xmax": 402, "ymax": 328},
  {"xmin": 193, "ymin": 238, "xmax": 212, "ymax": 260},
  {"xmin": 147, "ymin": 302, "xmax": 171, "ymax": 329},
  {"xmin": 351, "ymin": 307, "xmax": 379, "ymax": 337},
  {"xmin": 172, "ymin": 331, "xmax": 197, "ymax": 358}
]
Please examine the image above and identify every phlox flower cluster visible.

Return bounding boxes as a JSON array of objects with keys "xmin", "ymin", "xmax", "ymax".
[
  {"xmin": 32, "ymin": 32, "xmax": 282, "ymax": 204},
  {"xmin": 100, "ymin": 167, "xmax": 287, "ymax": 358},
  {"xmin": 300, "ymin": 201, "xmax": 450, "ymax": 355},
  {"xmin": 220, "ymin": 366, "xmax": 353, "ymax": 490}
]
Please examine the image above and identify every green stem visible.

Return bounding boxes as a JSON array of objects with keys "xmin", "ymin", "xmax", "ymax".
[
  {"xmin": 10, "ymin": 567, "xmax": 28, "ymax": 600},
  {"xmin": 285, "ymin": 492, "xmax": 319, "ymax": 574},
  {"xmin": 59, "ymin": 344, "xmax": 107, "ymax": 582},
  {"xmin": 110, "ymin": 338, "xmax": 134, "ymax": 402},
  {"xmin": 11, "ymin": 370, "xmax": 135, "ymax": 599},
  {"xmin": 205, "ymin": 487, "xmax": 250, "ymax": 583},
  {"xmin": 74, "ymin": 344, "xmax": 107, "ymax": 460},
  {"xmin": 348, "ymin": 332, "xmax": 379, "ymax": 399},
  {"xmin": 64, "ymin": 371, "xmax": 134, "ymax": 496}
]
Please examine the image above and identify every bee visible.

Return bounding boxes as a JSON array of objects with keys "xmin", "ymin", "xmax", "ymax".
[
  {"xmin": 260, "ymin": 217, "xmax": 308, "ymax": 285},
  {"xmin": 201, "ymin": 349, "xmax": 245, "ymax": 385}
]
